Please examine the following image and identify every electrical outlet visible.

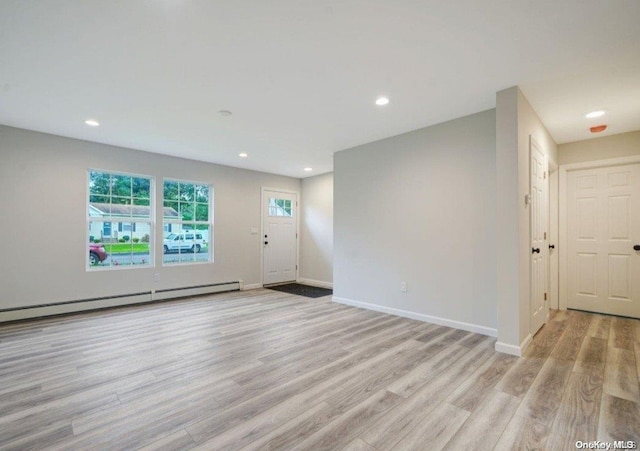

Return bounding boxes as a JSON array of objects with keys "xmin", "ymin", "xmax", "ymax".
[
  {"xmin": 154, "ymin": 273, "xmax": 160, "ymax": 282},
  {"xmin": 400, "ymin": 281, "xmax": 407, "ymax": 293}
]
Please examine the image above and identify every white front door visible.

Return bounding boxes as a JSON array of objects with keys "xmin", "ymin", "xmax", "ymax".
[
  {"xmin": 263, "ymin": 189, "xmax": 297, "ymax": 285},
  {"xmin": 530, "ymin": 138, "xmax": 548, "ymax": 335},
  {"xmin": 567, "ymin": 164, "xmax": 640, "ymax": 318}
]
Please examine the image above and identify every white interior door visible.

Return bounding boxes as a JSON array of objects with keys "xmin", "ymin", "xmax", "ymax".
[
  {"xmin": 530, "ymin": 138, "xmax": 548, "ymax": 335},
  {"xmin": 263, "ymin": 189, "xmax": 297, "ymax": 285},
  {"xmin": 567, "ymin": 164, "xmax": 640, "ymax": 318}
]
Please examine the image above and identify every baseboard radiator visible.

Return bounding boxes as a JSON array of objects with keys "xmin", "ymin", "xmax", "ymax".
[{"xmin": 0, "ymin": 281, "xmax": 240, "ymax": 323}]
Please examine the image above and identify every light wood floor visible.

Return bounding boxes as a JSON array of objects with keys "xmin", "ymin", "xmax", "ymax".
[{"xmin": 0, "ymin": 289, "xmax": 639, "ymax": 450}]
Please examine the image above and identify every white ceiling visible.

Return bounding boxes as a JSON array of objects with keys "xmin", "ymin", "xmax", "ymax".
[{"xmin": 1, "ymin": 1, "xmax": 639, "ymax": 178}]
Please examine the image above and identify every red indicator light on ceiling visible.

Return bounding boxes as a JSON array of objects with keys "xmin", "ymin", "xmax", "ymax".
[{"xmin": 590, "ymin": 124, "xmax": 607, "ymax": 133}]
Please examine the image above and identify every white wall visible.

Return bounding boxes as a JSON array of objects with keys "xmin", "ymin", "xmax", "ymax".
[
  {"xmin": 0, "ymin": 125, "xmax": 300, "ymax": 311},
  {"xmin": 333, "ymin": 110, "xmax": 497, "ymax": 335},
  {"xmin": 299, "ymin": 172, "xmax": 333, "ymax": 287},
  {"xmin": 559, "ymin": 130, "xmax": 640, "ymax": 165},
  {"xmin": 495, "ymin": 86, "xmax": 558, "ymax": 355}
]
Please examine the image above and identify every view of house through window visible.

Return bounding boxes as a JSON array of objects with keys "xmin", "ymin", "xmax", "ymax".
[
  {"xmin": 163, "ymin": 179, "xmax": 212, "ymax": 264},
  {"xmin": 268, "ymin": 198, "xmax": 293, "ymax": 217},
  {"xmin": 88, "ymin": 170, "xmax": 153, "ymax": 269}
]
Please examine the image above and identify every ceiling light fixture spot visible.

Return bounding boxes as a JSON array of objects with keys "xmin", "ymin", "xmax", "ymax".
[
  {"xmin": 585, "ymin": 110, "xmax": 605, "ymax": 119},
  {"xmin": 375, "ymin": 97, "xmax": 389, "ymax": 106},
  {"xmin": 219, "ymin": 110, "xmax": 232, "ymax": 117},
  {"xmin": 304, "ymin": 167, "xmax": 313, "ymax": 172},
  {"xmin": 84, "ymin": 119, "xmax": 99, "ymax": 127},
  {"xmin": 238, "ymin": 152, "xmax": 248, "ymax": 158}
]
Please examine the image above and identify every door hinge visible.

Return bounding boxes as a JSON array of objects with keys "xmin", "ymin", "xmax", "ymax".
[
  {"xmin": 544, "ymin": 293, "xmax": 547, "ymax": 301},
  {"xmin": 544, "ymin": 171, "xmax": 547, "ymax": 179},
  {"xmin": 544, "ymin": 232, "xmax": 547, "ymax": 240}
]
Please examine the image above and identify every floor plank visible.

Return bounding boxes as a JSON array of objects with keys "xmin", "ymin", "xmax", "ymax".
[
  {"xmin": 359, "ymin": 342, "xmax": 494, "ymax": 450},
  {"xmin": 292, "ymin": 390, "xmax": 402, "ymax": 451},
  {"xmin": 635, "ymin": 342, "xmax": 640, "ymax": 385},
  {"xmin": 237, "ymin": 401, "xmax": 340, "ymax": 451},
  {"xmin": 597, "ymin": 393, "xmax": 640, "ymax": 442},
  {"xmin": 0, "ymin": 290, "xmax": 638, "ymax": 450},
  {"xmin": 447, "ymin": 352, "xmax": 518, "ymax": 412},
  {"xmin": 442, "ymin": 390, "xmax": 520, "ymax": 451},
  {"xmin": 493, "ymin": 414, "xmax": 550, "ymax": 451},
  {"xmin": 514, "ymin": 357, "xmax": 574, "ymax": 426},
  {"xmin": 574, "ymin": 336, "xmax": 607, "ymax": 375},
  {"xmin": 389, "ymin": 402, "xmax": 469, "ymax": 451},
  {"xmin": 609, "ymin": 317, "xmax": 636, "ymax": 350},
  {"xmin": 603, "ymin": 346, "xmax": 640, "ymax": 402},
  {"xmin": 547, "ymin": 371, "xmax": 604, "ymax": 450},
  {"xmin": 494, "ymin": 356, "xmax": 546, "ymax": 398},
  {"xmin": 137, "ymin": 429, "xmax": 196, "ymax": 451},
  {"xmin": 340, "ymin": 437, "xmax": 376, "ymax": 451},
  {"xmin": 587, "ymin": 315, "xmax": 611, "ymax": 339}
]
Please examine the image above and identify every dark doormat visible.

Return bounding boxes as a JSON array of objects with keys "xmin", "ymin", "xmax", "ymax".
[{"xmin": 266, "ymin": 283, "xmax": 333, "ymax": 298}]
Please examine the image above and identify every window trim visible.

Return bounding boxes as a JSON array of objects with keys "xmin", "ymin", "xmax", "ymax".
[
  {"xmin": 87, "ymin": 169, "xmax": 155, "ymax": 271},
  {"xmin": 161, "ymin": 177, "xmax": 214, "ymax": 266}
]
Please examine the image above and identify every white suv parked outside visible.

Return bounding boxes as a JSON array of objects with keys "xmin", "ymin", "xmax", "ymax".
[{"xmin": 163, "ymin": 232, "xmax": 204, "ymax": 254}]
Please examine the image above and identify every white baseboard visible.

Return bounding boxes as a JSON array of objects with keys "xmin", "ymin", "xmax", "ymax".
[
  {"xmin": 332, "ymin": 296, "xmax": 497, "ymax": 337},
  {"xmin": 242, "ymin": 283, "xmax": 263, "ymax": 291},
  {"xmin": 495, "ymin": 333, "xmax": 532, "ymax": 356},
  {"xmin": 297, "ymin": 278, "xmax": 333, "ymax": 289}
]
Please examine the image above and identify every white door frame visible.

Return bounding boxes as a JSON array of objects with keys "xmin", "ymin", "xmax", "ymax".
[
  {"xmin": 548, "ymin": 168, "xmax": 559, "ymax": 310},
  {"xmin": 558, "ymin": 155, "xmax": 640, "ymax": 310},
  {"xmin": 260, "ymin": 187, "xmax": 300, "ymax": 286},
  {"xmin": 530, "ymin": 136, "xmax": 548, "ymax": 335}
]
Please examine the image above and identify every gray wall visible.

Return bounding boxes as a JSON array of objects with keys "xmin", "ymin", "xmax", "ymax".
[
  {"xmin": 334, "ymin": 110, "xmax": 498, "ymax": 333},
  {"xmin": 0, "ymin": 125, "xmax": 300, "ymax": 310},
  {"xmin": 300, "ymin": 172, "xmax": 333, "ymax": 286},
  {"xmin": 559, "ymin": 130, "xmax": 640, "ymax": 165}
]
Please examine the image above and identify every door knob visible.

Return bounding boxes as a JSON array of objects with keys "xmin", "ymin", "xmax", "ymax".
[
  {"xmin": 532, "ymin": 247, "xmax": 541, "ymax": 254},
  {"xmin": 634, "ymin": 244, "xmax": 640, "ymax": 251},
  {"xmin": 264, "ymin": 241, "xmax": 268, "ymax": 245},
  {"xmin": 549, "ymin": 244, "xmax": 555, "ymax": 250}
]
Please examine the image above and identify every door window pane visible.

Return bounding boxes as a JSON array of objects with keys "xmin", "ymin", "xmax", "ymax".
[{"xmin": 268, "ymin": 198, "xmax": 293, "ymax": 217}]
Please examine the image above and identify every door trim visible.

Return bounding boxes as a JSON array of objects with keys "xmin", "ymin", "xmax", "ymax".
[
  {"xmin": 558, "ymin": 155, "xmax": 640, "ymax": 311},
  {"xmin": 529, "ymin": 136, "xmax": 548, "ymax": 336},
  {"xmin": 260, "ymin": 187, "xmax": 300, "ymax": 287}
]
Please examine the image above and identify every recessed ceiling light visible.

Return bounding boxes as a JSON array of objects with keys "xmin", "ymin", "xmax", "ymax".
[
  {"xmin": 238, "ymin": 152, "xmax": 248, "ymax": 158},
  {"xmin": 375, "ymin": 97, "xmax": 389, "ymax": 106},
  {"xmin": 304, "ymin": 167, "xmax": 313, "ymax": 172},
  {"xmin": 219, "ymin": 110, "xmax": 232, "ymax": 117},
  {"xmin": 585, "ymin": 110, "xmax": 605, "ymax": 119},
  {"xmin": 84, "ymin": 119, "xmax": 99, "ymax": 127}
]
